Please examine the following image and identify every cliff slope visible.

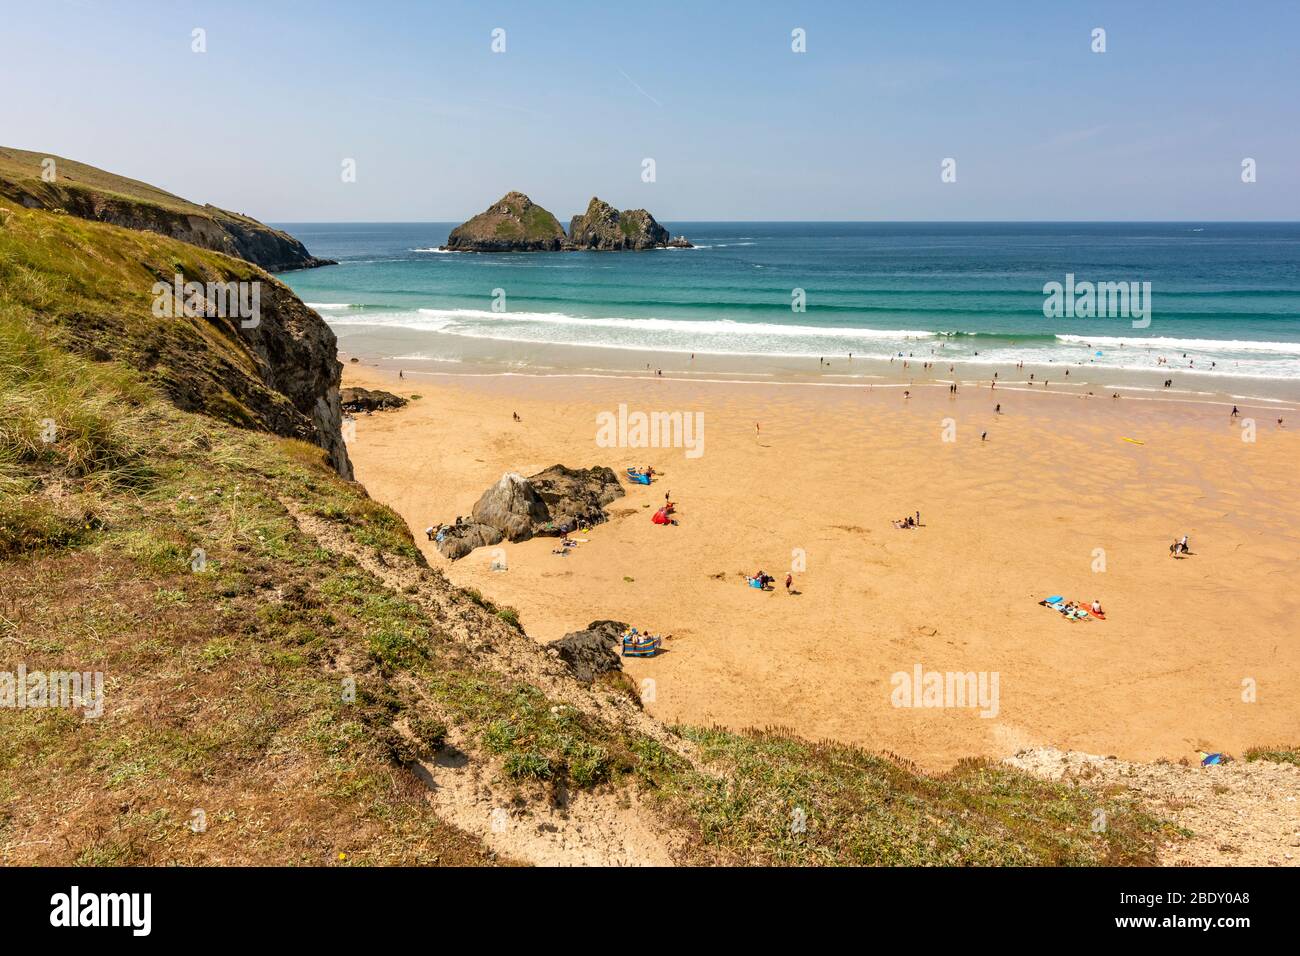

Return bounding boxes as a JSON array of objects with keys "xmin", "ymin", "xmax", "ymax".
[
  {"xmin": 0, "ymin": 146, "xmax": 334, "ymax": 272},
  {"xmin": 0, "ymin": 196, "xmax": 351, "ymax": 477}
]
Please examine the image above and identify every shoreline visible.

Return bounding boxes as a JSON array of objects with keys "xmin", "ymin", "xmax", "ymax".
[{"xmin": 326, "ymin": 322, "xmax": 1300, "ymax": 410}]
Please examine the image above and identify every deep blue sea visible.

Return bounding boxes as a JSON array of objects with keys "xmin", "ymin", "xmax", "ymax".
[{"xmin": 276, "ymin": 222, "xmax": 1300, "ymax": 382}]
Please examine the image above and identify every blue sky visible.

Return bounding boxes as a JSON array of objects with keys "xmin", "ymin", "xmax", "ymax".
[{"xmin": 3, "ymin": 0, "xmax": 1297, "ymax": 221}]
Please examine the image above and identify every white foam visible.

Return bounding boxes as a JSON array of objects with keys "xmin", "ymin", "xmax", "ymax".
[{"xmin": 1056, "ymin": 334, "xmax": 1300, "ymax": 355}]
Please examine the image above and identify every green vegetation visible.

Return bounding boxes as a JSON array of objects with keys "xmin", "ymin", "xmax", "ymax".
[
  {"xmin": 487, "ymin": 200, "xmax": 565, "ymax": 241},
  {"xmin": 0, "ymin": 145, "xmax": 238, "ymax": 220},
  {"xmin": 1245, "ymin": 746, "xmax": 1300, "ymax": 766},
  {"xmin": 0, "ymin": 192, "xmax": 1190, "ymax": 866}
]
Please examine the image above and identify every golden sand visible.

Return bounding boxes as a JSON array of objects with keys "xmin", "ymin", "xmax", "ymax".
[{"xmin": 341, "ymin": 362, "xmax": 1300, "ymax": 770}]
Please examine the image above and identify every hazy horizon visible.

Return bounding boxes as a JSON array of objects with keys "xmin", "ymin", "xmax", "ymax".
[{"xmin": 4, "ymin": 0, "xmax": 1297, "ymax": 222}]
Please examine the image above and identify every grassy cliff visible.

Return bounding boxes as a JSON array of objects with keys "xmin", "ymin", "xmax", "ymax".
[
  {"xmin": 0, "ymin": 146, "xmax": 333, "ymax": 272},
  {"xmin": 0, "ymin": 198, "xmax": 1182, "ymax": 866}
]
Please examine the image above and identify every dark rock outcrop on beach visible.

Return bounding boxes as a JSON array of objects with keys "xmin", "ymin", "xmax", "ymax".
[
  {"xmin": 435, "ymin": 522, "xmax": 505, "ymax": 561},
  {"xmin": 566, "ymin": 197, "xmax": 675, "ymax": 251},
  {"xmin": 441, "ymin": 191, "xmax": 567, "ymax": 252},
  {"xmin": 546, "ymin": 620, "xmax": 629, "ymax": 683},
  {"xmin": 526, "ymin": 464, "xmax": 624, "ymax": 526},
  {"xmin": 435, "ymin": 465, "xmax": 624, "ymax": 559},
  {"xmin": 441, "ymin": 191, "xmax": 690, "ymax": 252},
  {"xmin": 0, "ymin": 146, "xmax": 335, "ymax": 272},
  {"xmin": 341, "ymin": 387, "xmax": 407, "ymax": 413}
]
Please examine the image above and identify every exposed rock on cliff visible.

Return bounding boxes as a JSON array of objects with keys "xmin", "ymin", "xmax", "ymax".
[
  {"xmin": 436, "ymin": 465, "xmax": 624, "ymax": 559},
  {"xmin": 567, "ymin": 197, "xmax": 672, "ymax": 251},
  {"xmin": 0, "ymin": 146, "xmax": 335, "ymax": 272},
  {"xmin": 441, "ymin": 191, "xmax": 567, "ymax": 251}
]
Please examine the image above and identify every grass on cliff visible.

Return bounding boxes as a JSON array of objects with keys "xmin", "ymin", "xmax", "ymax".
[
  {"xmin": 0, "ymin": 199, "xmax": 1185, "ymax": 866},
  {"xmin": 0, "ymin": 145, "xmax": 263, "ymax": 224}
]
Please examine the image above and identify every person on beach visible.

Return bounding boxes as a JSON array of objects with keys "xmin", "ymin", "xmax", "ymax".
[
  {"xmin": 399, "ymin": 370, "xmax": 404, "ymax": 379},
  {"xmin": 425, "ymin": 526, "xmax": 434, "ymax": 541},
  {"xmin": 1180, "ymin": 534, "xmax": 1189, "ymax": 554},
  {"xmin": 995, "ymin": 403, "xmax": 1001, "ymax": 414},
  {"xmin": 1091, "ymin": 599, "xmax": 1104, "ymax": 615},
  {"xmin": 1231, "ymin": 406, "xmax": 1239, "ymax": 418},
  {"xmin": 512, "ymin": 411, "xmax": 520, "ymax": 421},
  {"xmin": 785, "ymin": 572, "xmax": 793, "ymax": 593},
  {"xmin": 981, "ymin": 430, "xmax": 988, "ymax": 441}
]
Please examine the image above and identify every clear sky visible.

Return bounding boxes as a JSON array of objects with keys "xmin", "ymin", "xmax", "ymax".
[{"xmin": 3, "ymin": 0, "xmax": 1297, "ymax": 221}]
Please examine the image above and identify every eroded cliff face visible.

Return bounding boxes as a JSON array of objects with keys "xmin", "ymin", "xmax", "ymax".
[{"xmin": 0, "ymin": 196, "xmax": 352, "ymax": 479}]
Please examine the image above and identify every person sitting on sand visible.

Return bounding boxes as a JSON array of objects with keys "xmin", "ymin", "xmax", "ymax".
[
  {"xmin": 1091, "ymin": 599, "xmax": 1103, "ymax": 615},
  {"xmin": 1180, "ymin": 534, "xmax": 1189, "ymax": 554}
]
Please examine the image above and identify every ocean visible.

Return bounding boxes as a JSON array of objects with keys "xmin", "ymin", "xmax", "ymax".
[{"xmin": 275, "ymin": 222, "xmax": 1300, "ymax": 396}]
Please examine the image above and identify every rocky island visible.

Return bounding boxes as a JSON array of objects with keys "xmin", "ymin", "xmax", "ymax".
[{"xmin": 442, "ymin": 191, "xmax": 692, "ymax": 252}]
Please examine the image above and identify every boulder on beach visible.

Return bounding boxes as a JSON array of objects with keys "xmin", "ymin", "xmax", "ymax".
[
  {"xmin": 546, "ymin": 620, "xmax": 628, "ymax": 683},
  {"xmin": 340, "ymin": 386, "xmax": 407, "ymax": 413},
  {"xmin": 435, "ymin": 465, "xmax": 623, "ymax": 559},
  {"xmin": 435, "ymin": 522, "xmax": 505, "ymax": 561}
]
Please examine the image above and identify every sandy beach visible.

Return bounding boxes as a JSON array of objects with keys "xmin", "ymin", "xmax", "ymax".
[{"xmin": 340, "ymin": 360, "xmax": 1300, "ymax": 771}]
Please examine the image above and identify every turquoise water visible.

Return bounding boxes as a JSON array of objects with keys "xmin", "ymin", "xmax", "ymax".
[{"xmin": 277, "ymin": 222, "xmax": 1300, "ymax": 383}]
